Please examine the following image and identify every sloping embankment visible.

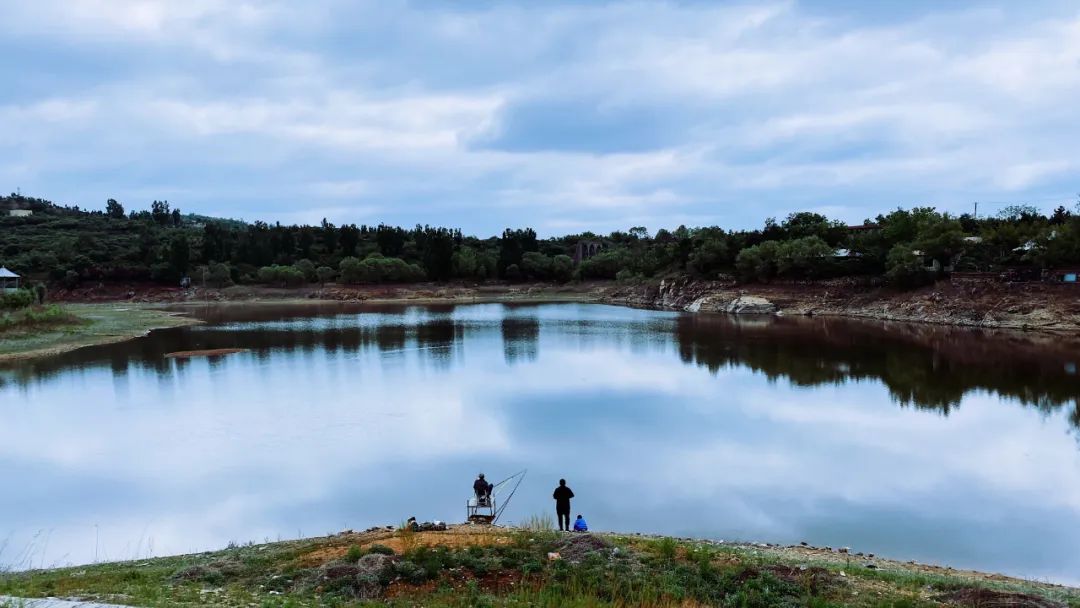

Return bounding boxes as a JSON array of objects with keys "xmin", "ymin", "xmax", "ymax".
[
  {"xmin": 1, "ymin": 525, "xmax": 1076, "ymax": 608},
  {"xmin": 601, "ymin": 278, "xmax": 1080, "ymax": 332}
]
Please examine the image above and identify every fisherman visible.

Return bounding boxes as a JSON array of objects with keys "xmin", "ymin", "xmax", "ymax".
[
  {"xmin": 473, "ymin": 473, "xmax": 493, "ymax": 506},
  {"xmin": 573, "ymin": 514, "xmax": 588, "ymax": 532},
  {"xmin": 552, "ymin": 479, "xmax": 575, "ymax": 531}
]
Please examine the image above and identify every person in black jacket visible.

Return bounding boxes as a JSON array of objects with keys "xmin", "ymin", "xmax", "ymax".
[{"xmin": 552, "ymin": 479, "xmax": 575, "ymax": 531}]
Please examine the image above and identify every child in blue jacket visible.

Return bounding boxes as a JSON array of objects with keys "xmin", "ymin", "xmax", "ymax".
[{"xmin": 573, "ymin": 514, "xmax": 588, "ymax": 532}]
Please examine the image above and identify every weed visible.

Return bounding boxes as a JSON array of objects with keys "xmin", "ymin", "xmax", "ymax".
[
  {"xmin": 345, "ymin": 545, "xmax": 363, "ymax": 562},
  {"xmin": 522, "ymin": 513, "xmax": 555, "ymax": 532},
  {"xmin": 397, "ymin": 522, "xmax": 419, "ymax": 554}
]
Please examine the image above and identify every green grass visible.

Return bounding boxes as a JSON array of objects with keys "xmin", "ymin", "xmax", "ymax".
[
  {"xmin": 0, "ymin": 531, "xmax": 1076, "ymax": 608},
  {"xmin": 0, "ymin": 303, "xmax": 197, "ymax": 361}
]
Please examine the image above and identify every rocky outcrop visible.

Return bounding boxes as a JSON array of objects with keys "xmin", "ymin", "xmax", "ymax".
[
  {"xmin": 602, "ymin": 278, "xmax": 1080, "ymax": 332},
  {"xmin": 724, "ymin": 295, "xmax": 776, "ymax": 314},
  {"xmin": 613, "ymin": 278, "xmax": 778, "ymax": 315}
]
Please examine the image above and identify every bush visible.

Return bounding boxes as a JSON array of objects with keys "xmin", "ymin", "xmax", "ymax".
[
  {"xmin": 1, "ymin": 288, "xmax": 34, "ymax": 310},
  {"xmin": 346, "ymin": 545, "xmax": 364, "ymax": 562},
  {"xmin": 339, "ymin": 254, "xmax": 425, "ymax": 284}
]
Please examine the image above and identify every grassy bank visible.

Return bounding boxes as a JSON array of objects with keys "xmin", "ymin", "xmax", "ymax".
[
  {"xmin": 1, "ymin": 525, "xmax": 1076, "ymax": 608},
  {"xmin": 0, "ymin": 303, "xmax": 200, "ymax": 362}
]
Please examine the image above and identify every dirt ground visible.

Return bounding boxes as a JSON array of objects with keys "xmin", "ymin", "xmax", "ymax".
[{"xmin": 295, "ymin": 525, "xmax": 515, "ymax": 568}]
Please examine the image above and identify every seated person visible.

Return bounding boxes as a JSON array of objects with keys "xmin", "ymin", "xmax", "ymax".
[
  {"xmin": 473, "ymin": 473, "xmax": 493, "ymax": 506},
  {"xmin": 573, "ymin": 514, "xmax": 588, "ymax": 532}
]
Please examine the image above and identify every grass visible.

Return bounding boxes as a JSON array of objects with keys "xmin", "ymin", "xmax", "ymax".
[
  {"xmin": 0, "ymin": 527, "xmax": 1075, "ymax": 608},
  {"xmin": 521, "ymin": 513, "xmax": 556, "ymax": 532},
  {"xmin": 0, "ymin": 304, "xmax": 81, "ymax": 332},
  {"xmin": 0, "ymin": 303, "xmax": 199, "ymax": 361}
]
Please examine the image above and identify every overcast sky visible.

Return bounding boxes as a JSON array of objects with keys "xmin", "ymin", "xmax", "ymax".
[{"xmin": 2, "ymin": 1, "xmax": 1079, "ymax": 236}]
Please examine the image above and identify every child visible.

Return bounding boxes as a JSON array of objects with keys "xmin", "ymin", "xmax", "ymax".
[{"xmin": 573, "ymin": 514, "xmax": 588, "ymax": 532}]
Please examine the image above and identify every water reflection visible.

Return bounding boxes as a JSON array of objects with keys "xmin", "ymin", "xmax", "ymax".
[
  {"xmin": 1, "ymin": 303, "xmax": 1078, "ymax": 584},
  {"xmin": 673, "ymin": 314, "xmax": 1080, "ymax": 422}
]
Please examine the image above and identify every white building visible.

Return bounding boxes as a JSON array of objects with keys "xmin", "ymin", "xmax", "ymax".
[{"xmin": 8, "ymin": 209, "xmax": 32, "ymax": 217}]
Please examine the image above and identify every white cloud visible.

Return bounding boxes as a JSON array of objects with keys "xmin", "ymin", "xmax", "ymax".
[{"xmin": 1, "ymin": 1, "xmax": 1078, "ymax": 231}]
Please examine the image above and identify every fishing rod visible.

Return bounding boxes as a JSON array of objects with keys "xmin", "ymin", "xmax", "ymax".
[{"xmin": 492, "ymin": 469, "xmax": 527, "ymax": 524}]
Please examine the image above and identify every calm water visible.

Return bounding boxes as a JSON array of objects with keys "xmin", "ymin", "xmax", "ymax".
[{"xmin": 1, "ymin": 303, "xmax": 1079, "ymax": 582}]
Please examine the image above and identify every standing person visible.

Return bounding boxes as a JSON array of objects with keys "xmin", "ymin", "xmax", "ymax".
[{"xmin": 552, "ymin": 479, "xmax": 574, "ymax": 531}]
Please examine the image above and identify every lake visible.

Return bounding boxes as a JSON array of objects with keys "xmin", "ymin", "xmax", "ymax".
[{"xmin": 1, "ymin": 303, "xmax": 1078, "ymax": 583}]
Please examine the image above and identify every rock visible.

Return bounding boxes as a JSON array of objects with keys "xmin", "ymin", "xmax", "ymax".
[{"xmin": 725, "ymin": 295, "xmax": 777, "ymax": 314}]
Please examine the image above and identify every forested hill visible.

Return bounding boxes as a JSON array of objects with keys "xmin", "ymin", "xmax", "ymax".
[{"xmin": 1, "ymin": 193, "xmax": 1078, "ymax": 289}]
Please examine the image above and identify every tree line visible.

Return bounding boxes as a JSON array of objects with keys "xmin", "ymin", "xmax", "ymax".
[{"xmin": 1, "ymin": 193, "xmax": 1078, "ymax": 290}]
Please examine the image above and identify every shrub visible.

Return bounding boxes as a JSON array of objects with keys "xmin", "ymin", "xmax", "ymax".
[
  {"xmin": 345, "ymin": 545, "xmax": 364, "ymax": 562},
  {"xmin": 0, "ymin": 288, "xmax": 34, "ymax": 310}
]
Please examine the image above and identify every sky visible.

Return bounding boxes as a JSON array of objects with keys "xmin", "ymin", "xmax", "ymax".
[{"xmin": 1, "ymin": 0, "xmax": 1079, "ymax": 236}]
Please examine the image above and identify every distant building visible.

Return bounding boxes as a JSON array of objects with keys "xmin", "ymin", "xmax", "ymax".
[
  {"xmin": 0, "ymin": 267, "xmax": 20, "ymax": 291},
  {"xmin": 8, "ymin": 209, "xmax": 32, "ymax": 217},
  {"xmin": 573, "ymin": 240, "xmax": 602, "ymax": 264}
]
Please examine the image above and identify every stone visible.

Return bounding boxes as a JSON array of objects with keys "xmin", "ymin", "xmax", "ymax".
[{"xmin": 725, "ymin": 295, "xmax": 777, "ymax": 314}]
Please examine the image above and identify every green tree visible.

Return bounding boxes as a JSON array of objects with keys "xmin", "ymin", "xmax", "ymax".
[
  {"xmin": 735, "ymin": 241, "xmax": 780, "ymax": 282},
  {"xmin": 105, "ymin": 198, "xmax": 125, "ymax": 219},
  {"xmin": 452, "ymin": 247, "xmax": 479, "ymax": 279},
  {"xmin": 257, "ymin": 265, "xmax": 281, "ymax": 284},
  {"xmin": 688, "ymin": 234, "xmax": 729, "ymax": 277},
  {"xmin": 885, "ymin": 243, "xmax": 930, "ymax": 288},
  {"xmin": 521, "ymin": 252, "xmax": 553, "ymax": 280},
  {"xmin": 169, "ymin": 234, "xmax": 191, "ymax": 278},
  {"xmin": 775, "ymin": 236, "xmax": 833, "ymax": 278},
  {"xmin": 339, "ymin": 257, "xmax": 362, "ymax": 284},
  {"xmin": 550, "ymin": 254, "xmax": 574, "ymax": 283},
  {"xmin": 293, "ymin": 259, "xmax": 317, "ymax": 282},
  {"xmin": 913, "ymin": 220, "xmax": 965, "ymax": 269},
  {"xmin": 316, "ymin": 266, "xmax": 336, "ymax": 286}
]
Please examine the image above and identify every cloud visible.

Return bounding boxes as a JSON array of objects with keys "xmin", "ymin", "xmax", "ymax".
[{"xmin": 1, "ymin": 0, "xmax": 1078, "ymax": 233}]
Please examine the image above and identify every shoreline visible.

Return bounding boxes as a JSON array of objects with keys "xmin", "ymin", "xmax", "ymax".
[
  {"xmin": 4, "ymin": 278, "xmax": 1077, "ymax": 363},
  {"xmin": 0, "ymin": 304, "xmax": 202, "ymax": 364},
  {"xmin": 1, "ymin": 525, "xmax": 1076, "ymax": 607}
]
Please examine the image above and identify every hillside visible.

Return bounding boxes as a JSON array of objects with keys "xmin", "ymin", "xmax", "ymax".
[
  {"xmin": 2, "ymin": 525, "xmax": 1078, "ymax": 608},
  {"xmin": 2, "ymin": 194, "xmax": 1079, "ymax": 294}
]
